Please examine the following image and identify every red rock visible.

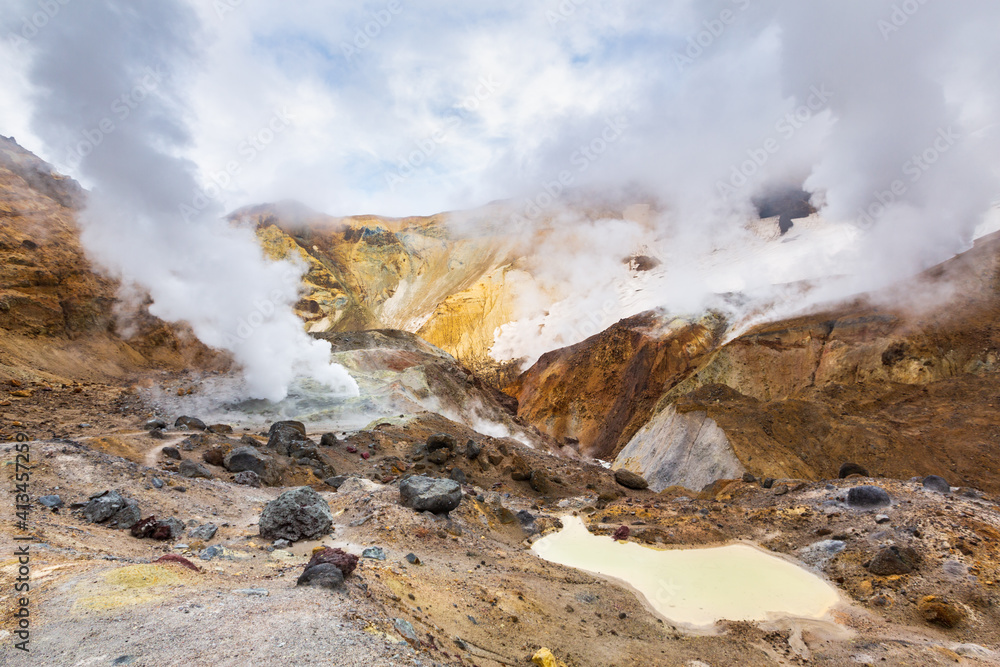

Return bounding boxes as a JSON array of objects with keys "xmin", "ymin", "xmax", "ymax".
[
  {"xmin": 612, "ymin": 525, "xmax": 630, "ymax": 541},
  {"xmin": 305, "ymin": 547, "xmax": 358, "ymax": 577},
  {"xmin": 154, "ymin": 554, "xmax": 200, "ymax": 572}
]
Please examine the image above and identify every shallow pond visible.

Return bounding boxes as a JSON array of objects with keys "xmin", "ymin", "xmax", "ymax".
[{"xmin": 531, "ymin": 515, "xmax": 841, "ymax": 629}]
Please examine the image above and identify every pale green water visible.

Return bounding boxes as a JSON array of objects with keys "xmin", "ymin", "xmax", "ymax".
[{"xmin": 531, "ymin": 515, "xmax": 841, "ymax": 629}]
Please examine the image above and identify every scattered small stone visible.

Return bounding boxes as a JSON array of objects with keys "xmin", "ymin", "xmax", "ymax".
[
  {"xmin": 232, "ymin": 471, "xmax": 261, "ymax": 487},
  {"xmin": 188, "ymin": 523, "xmax": 218, "ymax": 541},
  {"xmin": 149, "ymin": 429, "xmax": 167, "ymax": 440},
  {"xmin": 741, "ymin": 472, "xmax": 757, "ymax": 483},
  {"xmin": 838, "ymin": 462, "xmax": 870, "ymax": 478},
  {"xmin": 847, "ymin": 485, "xmax": 891, "ymax": 509},
  {"xmin": 145, "ymin": 419, "xmax": 167, "ymax": 430},
  {"xmin": 258, "ymin": 486, "xmax": 333, "ymax": 542},
  {"xmin": 273, "ymin": 539, "xmax": 291, "ymax": 549},
  {"xmin": 772, "ymin": 483, "xmax": 789, "ymax": 496},
  {"xmin": 449, "ymin": 467, "xmax": 467, "ymax": 485},
  {"xmin": 875, "ymin": 514, "xmax": 890, "ymax": 524},
  {"xmin": 612, "ymin": 525, "xmax": 630, "ymax": 541},
  {"xmin": 761, "ymin": 478, "xmax": 775, "ymax": 489},
  {"xmin": 174, "ymin": 416, "xmax": 207, "ymax": 431},
  {"xmin": 199, "ymin": 545, "xmax": 235, "ymax": 561},
  {"xmin": 320, "ymin": 433, "xmax": 339, "ymax": 447},
  {"xmin": 614, "ymin": 469, "xmax": 649, "ymax": 490},
  {"xmin": 151, "ymin": 477, "xmax": 164, "ymax": 489},
  {"xmin": 207, "ymin": 423, "xmax": 233, "ymax": 434},
  {"xmin": 362, "ymin": 546, "xmax": 387, "ymax": 561},
  {"xmin": 465, "ymin": 440, "xmax": 481, "ymax": 460},
  {"xmin": 405, "ymin": 553, "xmax": 421, "ymax": 565},
  {"xmin": 111, "ymin": 656, "xmax": 136, "ymax": 666},
  {"xmin": 161, "ymin": 446, "xmax": 181, "ymax": 460},
  {"xmin": 923, "ymin": 475, "xmax": 951, "ymax": 494},
  {"xmin": 38, "ymin": 495, "xmax": 62, "ymax": 509},
  {"xmin": 394, "ymin": 618, "xmax": 419, "ymax": 644},
  {"xmin": 233, "ymin": 588, "xmax": 269, "ymax": 597}
]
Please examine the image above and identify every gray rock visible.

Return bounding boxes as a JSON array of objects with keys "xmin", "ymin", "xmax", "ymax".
[
  {"xmin": 847, "ymin": 485, "xmax": 891, "ymax": 508},
  {"xmin": 151, "ymin": 477, "xmax": 164, "ymax": 489},
  {"xmin": 798, "ymin": 539, "xmax": 847, "ymax": 568},
  {"xmin": 868, "ymin": 545, "xmax": 920, "ymax": 575},
  {"xmin": 207, "ymin": 423, "xmax": 233, "ymax": 434},
  {"xmin": 426, "ymin": 433, "xmax": 457, "ymax": 451},
  {"xmin": 362, "ymin": 546, "xmax": 387, "ymax": 561},
  {"xmin": 258, "ymin": 486, "xmax": 333, "ymax": 542},
  {"xmin": 465, "ymin": 439, "xmax": 481, "ymax": 460},
  {"xmin": 232, "ymin": 470, "xmax": 261, "ymax": 487},
  {"xmin": 273, "ymin": 539, "xmax": 291, "ymax": 549},
  {"xmin": 449, "ymin": 467, "xmax": 467, "ymax": 485},
  {"xmin": 239, "ymin": 434, "xmax": 260, "ymax": 447},
  {"xmin": 111, "ymin": 501, "xmax": 142, "ymax": 529},
  {"xmin": 224, "ymin": 446, "xmax": 270, "ymax": 477},
  {"xmin": 614, "ymin": 469, "xmax": 649, "ymax": 490},
  {"xmin": 199, "ymin": 545, "xmax": 233, "ymax": 561},
  {"xmin": 741, "ymin": 472, "xmax": 757, "ymax": 483},
  {"xmin": 923, "ymin": 475, "xmax": 951, "ymax": 494},
  {"xmin": 399, "ymin": 475, "xmax": 463, "ymax": 514},
  {"xmin": 82, "ymin": 490, "xmax": 126, "ymax": 523},
  {"xmin": 233, "ymin": 588, "xmax": 269, "ymax": 596},
  {"xmin": 320, "ymin": 433, "xmax": 339, "ymax": 447},
  {"xmin": 762, "ymin": 477, "xmax": 775, "ymax": 489},
  {"xmin": 267, "ymin": 421, "xmax": 309, "ymax": 456},
  {"xmin": 149, "ymin": 429, "xmax": 167, "ymax": 440},
  {"xmin": 156, "ymin": 517, "xmax": 186, "ymax": 540},
  {"xmin": 174, "ymin": 416, "xmax": 207, "ymax": 431},
  {"xmin": 179, "ymin": 434, "xmax": 204, "ymax": 451},
  {"xmin": 875, "ymin": 514, "xmax": 891, "ymax": 524},
  {"xmin": 179, "ymin": 459, "xmax": 214, "ymax": 479},
  {"xmin": 188, "ymin": 523, "xmax": 218, "ymax": 541},
  {"xmin": 296, "ymin": 563, "xmax": 344, "ymax": 589},
  {"xmin": 161, "ymin": 446, "xmax": 181, "ymax": 460},
  {"xmin": 394, "ymin": 618, "xmax": 419, "ymax": 644},
  {"xmin": 325, "ymin": 475, "xmax": 349, "ymax": 489},
  {"xmin": 38, "ymin": 495, "xmax": 62, "ymax": 509},
  {"xmin": 145, "ymin": 419, "xmax": 167, "ymax": 430}
]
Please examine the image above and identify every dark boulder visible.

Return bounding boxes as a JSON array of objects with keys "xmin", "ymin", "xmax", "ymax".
[
  {"xmin": 202, "ymin": 444, "xmax": 231, "ymax": 467},
  {"xmin": 529, "ymin": 470, "xmax": 552, "ymax": 494},
  {"xmin": 145, "ymin": 419, "xmax": 167, "ymax": 430},
  {"xmin": 267, "ymin": 421, "xmax": 310, "ymax": 456},
  {"xmin": 179, "ymin": 460, "xmax": 214, "ymax": 479},
  {"xmin": 923, "ymin": 475, "xmax": 951, "ymax": 494},
  {"xmin": 110, "ymin": 500, "xmax": 142, "ymax": 529},
  {"xmin": 296, "ymin": 563, "xmax": 344, "ymax": 590},
  {"xmin": 82, "ymin": 490, "xmax": 126, "ymax": 523},
  {"xmin": 207, "ymin": 423, "xmax": 233, "ymax": 434},
  {"xmin": 131, "ymin": 516, "xmax": 158, "ymax": 538},
  {"xmin": 174, "ymin": 416, "xmax": 207, "ymax": 431},
  {"xmin": 304, "ymin": 547, "xmax": 358, "ymax": 577},
  {"xmin": 426, "ymin": 433, "xmax": 457, "ymax": 452},
  {"xmin": 847, "ymin": 485, "xmax": 891, "ymax": 509},
  {"xmin": 224, "ymin": 446, "xmax": 271, "ymax": 477},
  {"xmin": 839, "ymin": 462, "xmax": 870, "ymax": 478},
  {"xmin": 258, "ymin": 486, "xmax": 333, "ymax": 542},
  {"xmin": 465, "ymin": 439, "xmax": 481, "ymax": 460},
  {"xmin": 399, "ymin": 475, "xmax": 463, "ymax": 514},
  {"xmin": 320, "ymin": 433, "xmax": 339, "ymax": 447},
  {"xmin": 614, "ymin": 469, "xmax": 649, "ymax": 490},
  {"xmin": 152, "ymin": 517, "xmax": 185, "ymax": 541},
  {"xmin": 161, "ymin": 446, "xmax": 181, "ymax": 461},
  {"xmin": 868, "ymin": 545, "xmax": 920, "ymax": 575},
  {"xmin": 188, "ymin": 523, "xmax": 218, "ymax": 541}
]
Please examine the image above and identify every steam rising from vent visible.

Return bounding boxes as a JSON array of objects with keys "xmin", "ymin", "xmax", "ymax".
[{"xmin": 16, "ymin": 0, "xmax": 357, "ymax": 402}]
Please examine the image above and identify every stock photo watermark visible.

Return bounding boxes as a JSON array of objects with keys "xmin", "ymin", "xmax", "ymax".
[
  {"xmin": 878, "ymin": 0, "xmax": 934, "ymax": 41},
  {"xmin": 341, "ymin": 0, "xmax": 403, "ymax": 60},
  {"xmin": 716, "ymin": 84, "xmax": 832, "ymax": 200},
  {"xmin": 6, "ymin": 0, "xmax": 72, "ymax": 52},
  {"xmin": 61, "ymin": 67, "xmax": 163, "ymax": 171},
  {"xmin": 10, "ymin": 432, "xmax": 33, "ymax": 652},
  {"xmin": 508, "ymin": 115, "xmax": 629, "ymax": 230},
  {"xmin": 674, "ymin": 0, "xmax": 753, "ymax": 72},
  {"xmin": 546, "ymin": 0, "xmax": 589, "ymax": 27},
  {"xmin": 179, "ymin": 108, "xmax": 294, "ymax": 222},
  {"xmin": 384, "ymin": 74, "xmax": 502, "ymax": 192},
  {"xmin": 856, "ymin": 126, "xmax": 959, "ymax": 229}
]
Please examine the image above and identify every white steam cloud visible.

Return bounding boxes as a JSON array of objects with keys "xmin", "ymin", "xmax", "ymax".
[{"xmin": 10, "ymin": 0, "xmax": 357, "ymax": 402}]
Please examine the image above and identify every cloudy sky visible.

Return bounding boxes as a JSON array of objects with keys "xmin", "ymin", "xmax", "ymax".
[{"xmin": 1, "ymin": 0, "xmax": 993, "ymax": 222}]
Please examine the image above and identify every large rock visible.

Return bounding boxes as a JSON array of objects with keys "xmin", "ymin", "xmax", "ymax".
[
  {"xmin": 258, "ymin": 487, "xmax": 333, "ymax": 542},
  {"xmin": 174, "ymin": 416, "xmax": 207, "ymax": 431},
  {"xmin": 399, "ymin": 475, "xmax": 463, "ymax": 514},
  {"xmin": 82, "ymin": 490, "xmax": 125, "ymax": 523},
  {"xmin": 296, "ymin": 563, "xmax": 344, "ymax": 590},
  {"xmin": 304, "ymin": 547, "xmax": 358, "ymax": 577},
  {"xmin": 426, "ymin": 433, "xmax": 457, "ymax": 451},
  {"xmin": 614, "ymin": 468, "xmax": 649, "ymax": 490},
  {"xmin": 179, "ymin": 459, "xmax": 214, "ymax": 479},
  {"xmin": 923, "ymin": 475, "xmax": 951, "ymax": 493},
  {"xmin": 268, "ymin": 421, "xmax": 310, "ymax": 456},
  {"xmin": 838, "ymin": 462, "xmax": 870, "ymax": 478},
  {"xmin": 847, "ymin": 485, "xmax": 891, "ymax": 508},
  {"xmin": 110, "ymin": 500, "xmax": 142, "ymax": 529},
  {"xmin": 868, "ymin": 545, "xmax": 920, "ymax": 575},
  {"xmin": 224, "ymin": 446, "xmax": 271, "ymax": 477},
  {"xmin": 613, "ymin": 406, "xmax": 744, "ymax": 491}
]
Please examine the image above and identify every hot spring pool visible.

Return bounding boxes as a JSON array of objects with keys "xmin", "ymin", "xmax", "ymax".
[{"xmin": 531, "ymin": 516, "xmax": 841, "ymax": 629}]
